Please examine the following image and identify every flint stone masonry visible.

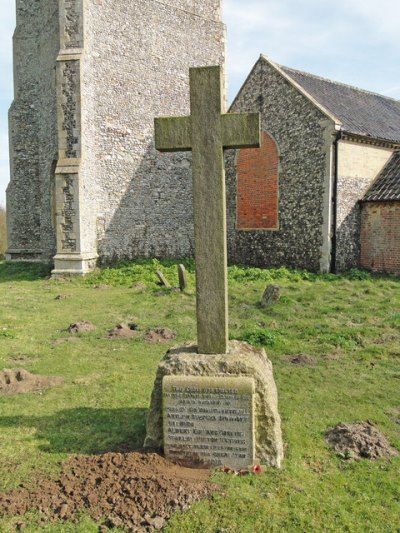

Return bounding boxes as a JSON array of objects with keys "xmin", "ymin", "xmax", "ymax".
[
  {"xmin": 144, "ymin": 340, "xmax": 284, "ymax": 468},
  {"xmin": 7, "ymin": 0, "xmax": 59, "ymax": 261},
  {"xmin": 7, "ymin": 0, "xmax": 225, "ymax": 273},
  {"xmin": 163, "ymin": 375, "xmax": 255, "ymax": 469},
  {"xmin": 225, "ymin": 56, "xmax": 335, "ymax": 272}
]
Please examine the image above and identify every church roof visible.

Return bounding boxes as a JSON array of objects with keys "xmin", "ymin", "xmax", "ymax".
[
  {"xmin": 362, "ymin": 151, "xmax": 400, "ymax": 202},
  {"xmin": 278, "ymin": 64, "xmax": 400, "ymax": 143}
]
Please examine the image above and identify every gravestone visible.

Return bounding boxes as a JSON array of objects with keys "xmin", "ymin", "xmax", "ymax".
[
  {"xmin": 144, "ymin": 66, "xmax": 283, "ymax": 469},
  {"xmin": 261, "ymin": 284, "xmax": 280, "ymax": 307},
  {"xmin": 177, "ymin": 264, "xmax": 188, "ymax": 291},
  {"xmin": 156, "ymin": 270, "xmax": 171, "ymax": 288}
]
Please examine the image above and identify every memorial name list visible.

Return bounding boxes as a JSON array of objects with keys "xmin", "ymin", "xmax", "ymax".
[{"xmin": 163, "ymin": 375, "xmax": 255, "ymax": 469}]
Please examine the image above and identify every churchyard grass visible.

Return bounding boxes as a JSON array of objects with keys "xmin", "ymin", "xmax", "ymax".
[{"xmin": 0, "ymin": 260, "xmax": 399, "ymax": 532}]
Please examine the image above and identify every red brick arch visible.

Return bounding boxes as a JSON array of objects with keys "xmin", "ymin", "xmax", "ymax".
[{"xmin": 236, "ymin": 130, "xmax": 279, "ymax": 230}]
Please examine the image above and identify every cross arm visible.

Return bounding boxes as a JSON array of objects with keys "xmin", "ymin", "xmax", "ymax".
[
  {"xmin": 154, "ymin": 116, "xmax": 192, "ymax": 152},
  {"xmin": 221, "ymin": 112, "xmax": 260, "ymax": 149}
]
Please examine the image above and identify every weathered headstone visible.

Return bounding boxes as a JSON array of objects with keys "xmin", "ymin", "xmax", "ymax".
[
  {"xmin": 177, "ymin": 264, "xmax": 188, "ymax": 291},
  {"xmin": 145, "ymin": 66, "xmax": 283, "ymax": 469},
  {"xmin": 156, "ymin": 270, "xmax": 171, "ymax": 288},
  {"xmin": 261, "ymin": 284, "xmax": 280, "ymax": 307}
]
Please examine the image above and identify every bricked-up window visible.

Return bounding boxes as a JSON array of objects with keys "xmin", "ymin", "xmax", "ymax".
[{"xmin": 236, "ymin": 131, "xmax": 279, "ymax": 230}]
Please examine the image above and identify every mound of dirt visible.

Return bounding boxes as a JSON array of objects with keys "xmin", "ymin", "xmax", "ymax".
[
  {"xmin": 93, "ymin": 284, "xmax": 109, "ymax": 290},
  {"xmin": 107, "ymin": 323, "xmax": 139, "ymax": 339},
  {"xmin": 0, "ymin": 452, "xmax": 217, "ymax": 532},
  {"xmin": 55, "ymin": 294, "xmax": 71, "ymax": 300},
  {"xmin": 67, "ymin": 321, "xmax": 96, "ymax": 334},
  {"xmin": 144, "ymin": 328, "xmax": 176, "ymax": 343},
  {"xmin": 325, "ymin": 421, "xmax": 398, "ymax": 460},
  {"xmin": 285, "ymin": 354, "xmax": 317, "ymax": 366},
  {"xmin": 0, "ymin": 369, "xmax": 63, "ymax": 396}
]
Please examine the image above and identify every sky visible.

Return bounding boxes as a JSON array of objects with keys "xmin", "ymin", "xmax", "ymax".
[{"xmin": 1, "ymin": 0, "xmax": 400, "ymax": 207}]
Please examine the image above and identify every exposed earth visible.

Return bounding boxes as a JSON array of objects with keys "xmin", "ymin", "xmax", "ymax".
[
  {"xmin": 7, "ymin": 355, "xmax": 40, "ymax": 365},
  {"xmin": 67, "ymin": 321, "xmax": 97, "ymax": 333},
  {"xmin": 325, "ymin": 421, "xmax": 398, "ymax": 460},
  {"xmin": 285, "ymin": 354, "xmax": 317, "ymax": 366},
  {"xmin": 144, "ymin": 328, "xmax": 177, "ymax": 343},
  {"xmin": 0, "ymin": 368, "xmax": 63, "ymax": 395},
  {"xmin": 0, "ymin": 452, "xmax": 217, "ymax": 532},
  {"xmin": 107, "ymin": 323, "xmax": 139, "ymax": 339}
]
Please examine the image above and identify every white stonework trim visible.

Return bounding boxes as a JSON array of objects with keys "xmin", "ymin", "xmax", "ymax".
[
  {"xmin": 57, "ymin": 49, "xmax": 83, "ymax": 61},
  {"xmin": 52, "ymin": 252, "xmax": 98, "ymax": 276},
  {"xmin": 341, "ymin": 132, "xmax": 400, "ymax": 150},
  {"xmin": 320, "ymin": 120, "xmax": 336, "ymax": 273},
  {"xmin": 55, "ymin": 159, "xmax": 81, "ymax": 174}
]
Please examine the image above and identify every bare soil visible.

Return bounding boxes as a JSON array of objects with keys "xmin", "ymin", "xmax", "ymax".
[
  {"xmin": 67, "ymin": 321, "xmax": 97, "ymax": 333},
  {"xmin": 107, "ymin": 323, "xmax": 139, "ymax": 339},
  {"xmin": 7, "ymin": 356, "xmax": 40, "ymax": 365},
  {"xmin": 325, "ymin": 421, "xmax": 399, "ymax": 460},
  {"xmin": 0, "ymin": 369, "xmax": 63, "ymax": 395},
  {"xmin": 0, "ymin": 451, "xmax": 217, "ymax": 532},
  {"xmin": 144, "ymin": 328, "xmax": 176, "ymax": 343},
  {"xmin": 285, "ymin": 354, "xmax": 317, "ymax": 366}
]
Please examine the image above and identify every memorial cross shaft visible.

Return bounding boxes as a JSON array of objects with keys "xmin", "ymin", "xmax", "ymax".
[{"xmin": 155, "ymin": 66, "xmax": 260, "ymax": 354}]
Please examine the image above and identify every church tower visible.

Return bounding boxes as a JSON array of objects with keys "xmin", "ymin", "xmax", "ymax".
[{"xmin": 7, "ymin": 0, "xmax": 225, "ymax": 274}]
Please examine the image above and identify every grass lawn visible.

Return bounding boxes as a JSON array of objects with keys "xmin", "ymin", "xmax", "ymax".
[{"xmin": 0, "ymin": 260, "xmax": 399, "ymax": 532}]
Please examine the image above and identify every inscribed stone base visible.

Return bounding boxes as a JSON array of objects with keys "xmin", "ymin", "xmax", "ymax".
[
  {"xmin": 51, "ymin": 253, "xmax": 98, "ymax": 276},
  {"xmin": 144, "ymin": 340, "xmax": 284, "ymax": 468},
  {"xmin": 163, "ymin": 375, "xmax": 255, "ymax": 469}
]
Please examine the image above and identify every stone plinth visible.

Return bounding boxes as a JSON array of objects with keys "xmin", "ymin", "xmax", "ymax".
[{"xmin": 144, "ymin": 340, "xmax": 283, "ymax": 468}]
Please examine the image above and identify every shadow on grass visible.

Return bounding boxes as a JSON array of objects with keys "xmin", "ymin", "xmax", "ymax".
[
  {"xmin": 0, "ymin": 407, "xmax": 148, "ymax": 454},
  {"xmin": 0, "ymin": 262, "xmax": 52, "ymax": 282}
]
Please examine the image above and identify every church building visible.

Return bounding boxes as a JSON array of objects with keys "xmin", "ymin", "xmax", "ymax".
[
  {"xmin": 6, "ymin": 3, "xmax": 400, "ymax": 274},
  {"xmin": 226, "ymin": 55, "xmax": 400, "ymax": 274},
  {"xmin": 6, "ymin": 0, "xmax": 225, "ymax": 274}
]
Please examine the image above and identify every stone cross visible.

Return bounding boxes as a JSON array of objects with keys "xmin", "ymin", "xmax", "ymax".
[{"xmin": 155, "ymin": 66, "xmax": 260, "ymax": 354}]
